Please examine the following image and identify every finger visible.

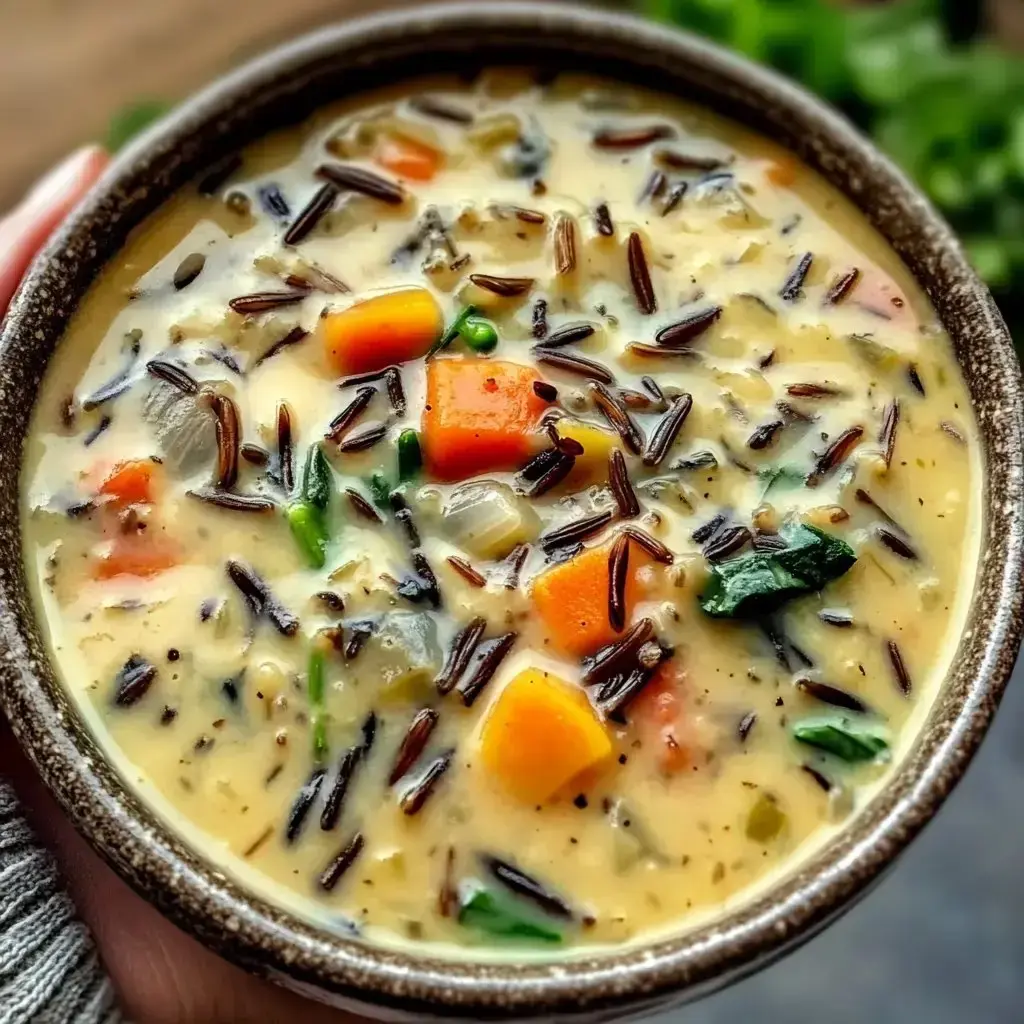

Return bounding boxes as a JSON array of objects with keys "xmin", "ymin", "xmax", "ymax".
[
  {"xmin": 0, "ymin": 725, "xmax": 359, "ymax": 1024},
  {"xmin": 0, "ymin": 145, "xmax": 109, "ymax": 310}
]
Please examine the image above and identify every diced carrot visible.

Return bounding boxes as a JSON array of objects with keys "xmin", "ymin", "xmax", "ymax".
[
  {"xmin": 93, "ymin": 535, "xmax": 179, "ymax": 580},
  {"xmin": 480, "ymin": 668, "xmax": 613, "ymax": 804},
  {"xmin": 374, "ymin": 134, "xmax": 442, "ymax": 182},
  {"xmin": 633, "ymin": 663, "xmax": 691, "ymax": 774},
  {"xmin": 765, "ymin": 157, "xmax": 798, "ymax": 188},
  {"xmin": 98, "ymin": 459, "xmax": 158, "ymax": 506},
  {"xmin": 322, "ymin": 288, "xmax": 443, "ymax": 375},
  {"xmin": 422, "ymin": 358, "xmax": 549, "ymax": 481},
  {"xmin": 532, "ymin": 540, "xmax": 647, "ymax": 657},
  {"xmin": 632, "ymin": 667, "xmax": 683, "ymax": 727}
]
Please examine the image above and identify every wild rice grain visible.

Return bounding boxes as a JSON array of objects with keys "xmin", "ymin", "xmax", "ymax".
[
  {"xmin": 806, "ymin": 426, "xmax": 864, "ymax": 486},
  {"xmin": 446, "ymin": 556, "xmax": 487, "ymax": 588},
  {"xmin": 146, "ymin": 359, "xmax": 199, "ymax": 395},
  {"xmin": 796, "ymin": 678, "xmax": 869, "ymax": 713},
  {"xmin": 277, "ymin": 403, "xmax": 294, "ymax": 491},
  {"xmin": 540, "ymin": 511, "xmax": 615, "ymax": 553},
  {"xmin": 284, "ymin": 182, "xmax": 339, "ymax": 246},
  {"xmin": 621, "ymin": 525, "xmax": 674, "ymax": 563},
  {"xmin": 591, "ymin": 381, "xmax": 645, "ymax": 454},
  {"xmin": 229, "ymin": 290, "xmax": 308, "ymax": 315},
  {"xmin": 608, "ymin": 533, "xmax": 630, "ymax": 631},
  {"xmin": 326, "ymin": 387, "xmax": 376, "ymax": 443},
  {"xmin": 187, "ymin": 488, "xmax": 276, "ymax": 513},
  {"xmin": 887, "ymin": 640, "xmax": 912, "ymax": 695},
  {"xmin": 482, "ymin": 855, "xmax": 574, "ymax": 919},
  {"xmin": 469, "ymin": 274, "xmax": 534, "ymax": 297},
  {"xmin": 317, "ymin": 162, "xmax": 405, "ymax": 204},
  {"xmin": 627, "ymin": 232, "xmax": 657, "ymax": 315},
  {"xmin": 345, "ymin": 488, "xmax": 384, "ymax": 524},
  {"xmin": 737, "ymin": 711, "xmax": 757, "ymax": 742},
  {"xmin": 609, "ymin": 449, "xmax": 641, "ymax": 518},
  {"xmin": 400, "ymin": 750, "xmax": 454, "ymax": 815},
  {"xmin": 593, "ymin": 202, "xmax": 614, "ymax": 237},
  {"xmin": 581, "ymin": 618, "xmax": 655, "ymax": 686},
  {"xmin": 543, "ymin": 322, "xmax": 596, "ymax": 348},
  {"xmin": 779, "ymin": 252, "xmax": 813, "ymax": 302},
  {"xmin": 319, "ymin": 747, "xmax": 363, "ymax": 831},
  {"xmin": 593, "ymin": 125, "xmax": 675, "ymax": 149},
  {"xmin": 211, "ymin": 393, "xmax": 241, "ymax": 490},
  {"xmin": 655, "ymin": 306, "xmax": 721, "ymax": 348},
  {"xmin": 385, "ymin": 367, "xmax": 407, "ymax": 415},
  {"xmin": 318, "ymin": 832, "xmax": 365, "ymax": 891},
  {"xmin": 879, "ymin": 399, "xmax": 900, "ymax": 468},
  {"xmin": 253, "ymin": 326, "xmax": 308, "ymax": 367},
  {"xmin": 533, "ymin": 347, "xmax": 615, "ymax": 384},
  {"xmin": 389, "ymin": 708, "xmax": 440, "ymax": 785},
  {"xmin": 337, "ymin": 423, "xmax": 388, "ymax": 454},
  {"xmin": 532, "ymin": 298, "xmax": 549, "ymax": 339},
  {"xmin": 642, "ymin": 393, "xmax": 693, "ymax": 466},
  {"xmin": 435, "ymin": 617, "xmax": 487, "ymax": 696},
  {"xmin": 285, "ymin": 768, "xmax": 326, "ymax": 843},
  {"xmin": 824, "ymin": 267, "xmax": 861, "ymax": 305},
  {"xmin": 457, "ymin": 633, "xmax": 518, "ymax": 706},
  {"xmin": 553, "ymin": 213, "xmax": 578, "ymax": 276}
]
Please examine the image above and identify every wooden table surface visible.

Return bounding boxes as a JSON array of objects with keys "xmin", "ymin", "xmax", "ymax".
[
  {"xmin": 1, "ymin": 0, "xmax": 1018, "ymax": 211},
  {"xmin": 0, "ymin": 0, "xmax": 395, "ymax": 209}
]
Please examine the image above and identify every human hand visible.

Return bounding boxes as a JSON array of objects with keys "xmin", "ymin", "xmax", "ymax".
[{"xmin": 0, "ymin": 148, "xmax": 356, "ymax": 1024}]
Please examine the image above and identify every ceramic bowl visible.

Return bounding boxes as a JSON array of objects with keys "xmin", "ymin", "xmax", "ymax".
[{"xmin": 0, "ymin": 4, "xmax": 1021, "ymax": 1020}]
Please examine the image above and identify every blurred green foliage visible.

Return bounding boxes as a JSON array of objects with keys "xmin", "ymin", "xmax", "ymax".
[
  {"xmin": 106, "ymin": 100, "xmax": 171, "ymax": 153},
  {"xmin": 642, "ymin": 0, "xmax": 1024, "ymax": 337}
]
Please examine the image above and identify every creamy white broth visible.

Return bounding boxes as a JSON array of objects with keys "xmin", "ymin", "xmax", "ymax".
[{"xmin": 22, "ymin": 72, "xmax": 980, "ymax": 953}]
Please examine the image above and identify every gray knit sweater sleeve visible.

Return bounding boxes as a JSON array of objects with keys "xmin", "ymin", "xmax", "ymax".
[{"xmin": 0, "ymin": 781, "xmax": 122, "ymax": 1024}]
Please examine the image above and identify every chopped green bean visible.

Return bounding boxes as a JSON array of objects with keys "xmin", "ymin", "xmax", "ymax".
[
  {"xmin": 301, "ymin": 443, "xmax": 332, "ymax": 511},
  {"xmin": 308, "ymin": 645, "xmax": 328, "ymax": 762},
  {"xmin": 287, "ymin": 502, "xmax": 329, "ymax": 569},
  {"xmin": 397, "ymin": 429, "xmax": 423, "ymax": 482}
]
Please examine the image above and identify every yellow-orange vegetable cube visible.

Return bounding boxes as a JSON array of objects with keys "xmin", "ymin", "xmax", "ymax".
[{"xmin": 480, "ymin": 669, "xmax": 612, "ymax": 803}]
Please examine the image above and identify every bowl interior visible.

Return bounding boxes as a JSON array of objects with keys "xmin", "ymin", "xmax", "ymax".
[{"xmin": 0, "ymin": 3, "xmax": 1021, "ymax": 1018}]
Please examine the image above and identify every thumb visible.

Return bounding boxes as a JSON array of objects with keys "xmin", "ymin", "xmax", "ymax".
[{"xmin": 0, "ymin": 145, "xmax": 109, "ymax": 311}]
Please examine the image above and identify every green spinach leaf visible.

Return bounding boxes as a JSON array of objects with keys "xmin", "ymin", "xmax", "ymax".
[
  {"xmin": 792, "ymin": 717, "xmax": 890, "ymax": 763},
  {"xmin": 699, "ymin": 522, "xmax": 856, "ymax": 618},
  {"xmin": 458, "ymin": 883, "xmax": 564, "ymax": 944}
]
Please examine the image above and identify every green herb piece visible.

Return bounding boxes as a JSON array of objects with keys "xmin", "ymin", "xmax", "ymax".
[
  {"xmin": 745, "ymin": 793, "xmax": 787, "ymax": 843},
  {"xmin": 457, "ymin": 883, "xmax": 564, "ymax": 944},
  {"xmin": 792, "ymin": 717, "xmax": 890, "ymax": 763},
  {"xmin": 460, "ymin": 314, "xmax": 499, "ymax": 353},
  {"xmin": 758, "ymin": 464, "xmax": 806, "ymax": 499},
  {"xmin": 308, "ymin": 644, "xmax": 328, "ymax": 762},
  {"xmin": 107, "ymin": 100, "xmax": 171, "ymax": 152},
  {"xmin": 367, "ymin": 472, "xmax": 392, "ymax": 509},
  {"xmin": 640, "ymin": 0, "xmax": 1024, "ymax": 345},
  {"xmin": 301, "ymin": 443, "xmax": 332, "ymax": 511},
  {"xmin": 287, "ymin": 502, "xmax": 329, "ymax": 569},
  {"xmin": 429, "ymin": 304, "xmax": 478, "ymax": 357},
  {"xmin": 397, "ymin": 429, "xmax": 423, "ymax": 482},
  {"xmin": 699, "ymin": 522, "xmax": 856, "ymax": 618}
]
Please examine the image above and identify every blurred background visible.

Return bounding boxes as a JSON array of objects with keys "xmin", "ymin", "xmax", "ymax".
[{"xmin": 2, "ymin": 1, "xmax": 1022, "ymax": 1021}]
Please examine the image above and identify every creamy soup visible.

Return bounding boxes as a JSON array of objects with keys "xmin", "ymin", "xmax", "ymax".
[{"xmin": 22, "ymin": 72, "xmax": 979, "ymax": 953}]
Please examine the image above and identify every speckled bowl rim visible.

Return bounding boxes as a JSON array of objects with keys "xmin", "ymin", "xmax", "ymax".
[{"xmin": 0, "ymin": 3, "xmax": 1021, "ymax": 1019}]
